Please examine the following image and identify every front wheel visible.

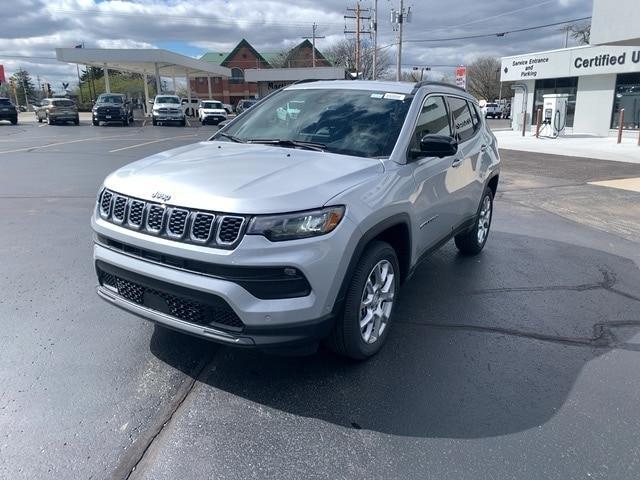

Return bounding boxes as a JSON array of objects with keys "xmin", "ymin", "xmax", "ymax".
[
  {"xmin": 326, "ymin": 241, "xmax": 399, "ymax": 360},
  {"xmin": 455, "ymin": 188, "xmax": 493, "ymax": 255}
]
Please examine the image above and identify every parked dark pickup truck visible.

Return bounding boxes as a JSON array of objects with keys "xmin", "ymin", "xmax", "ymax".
[{"xmin": 92, "ymin": 93, "xmax": 135, "ymax": 126}]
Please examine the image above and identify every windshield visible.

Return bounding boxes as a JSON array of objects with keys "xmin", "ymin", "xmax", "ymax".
[
  {"xmin": 0, "ymin": 98, "xmax": 11, "ymax": 105},
  {"xmin": 156, "ymin": 96, "xmax": 180, "ymax": 104},
  {"xmin": 218, "ymin": 88, "xmax": 412, "ymax": 158},
  {"xmin": 97, "ymin": 95, "xmax": 124, "ymax": 104},
  {"xmin": 202, "ymin": 101, "xmax": 222, "ymax": 109}
]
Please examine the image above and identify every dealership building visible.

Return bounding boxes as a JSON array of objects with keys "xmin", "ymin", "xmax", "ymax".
[{"xmin": 501, "ymin": 43, "xmax": 640, "ymax": 136}]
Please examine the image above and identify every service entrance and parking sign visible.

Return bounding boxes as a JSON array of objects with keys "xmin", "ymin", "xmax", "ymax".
[{"xmin": 455, "ymin": 66, "xmax": 466, "ymax": 89}]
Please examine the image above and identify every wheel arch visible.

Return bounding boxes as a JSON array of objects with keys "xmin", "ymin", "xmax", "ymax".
[{"xmin": 333, "ymin": 214, "xmax": 412, "ymax": 316}]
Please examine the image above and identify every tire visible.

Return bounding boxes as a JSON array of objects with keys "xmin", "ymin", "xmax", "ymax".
[
  {"xmin": 152, "ymin": 117, "xmax": 157, "ymax": 126},
  {"xmin": 74, "ymin": 117, "xmax": 79, "ymax": 126},
  {"xmin": 38, "ymin": 116, "xmax": 43, "ymax": 123},
  {"xmin": 180, "ymin": 118, "xmax": 186, "ymax": 127},
  {"xmin": 326, "ymin": 240, "xmax": 400, "ymax": 360},
  {"xmin": 92, "ymin": 119, "xmax": 99, "ymax": 126},
  {"xmin": 11, "ymin": 117, "xmax": 17, "ymax": 125},
  {"xmin": 455, "ymin": 188, "xmax": 494, "ymax": 255}
]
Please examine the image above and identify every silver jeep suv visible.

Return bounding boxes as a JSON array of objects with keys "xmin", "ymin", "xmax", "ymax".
[{"xmin": 92, "ymin": 80, "xmax": 500, "ymax": 359}]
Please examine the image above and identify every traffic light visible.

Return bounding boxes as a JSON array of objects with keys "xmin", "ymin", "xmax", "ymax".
[{"xmin": 46, "ymin": 83, "xmax": 52, "ymax": 96}]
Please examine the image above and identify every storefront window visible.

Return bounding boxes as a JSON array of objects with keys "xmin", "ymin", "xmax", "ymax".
[
  {"xmin": 611, "ymin": 73, "xmax": 640, "ymax": 130},
  {"xmin": 532, "ymin": 77, "xmax": 578, "ymax": 127}
]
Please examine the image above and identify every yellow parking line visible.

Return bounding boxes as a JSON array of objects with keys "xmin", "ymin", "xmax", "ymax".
[
  {"xmin": 0, "ymin": 133, "xmax": 140, "ymax": 155},
  {"xmin": 108, "ymin": 135, "xmax": 198, "ymax": 153}
]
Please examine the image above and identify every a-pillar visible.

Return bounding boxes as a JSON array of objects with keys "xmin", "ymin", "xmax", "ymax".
[{"xmin": 104, "ymin": 63, "xmax": 110, "ymax": 93}]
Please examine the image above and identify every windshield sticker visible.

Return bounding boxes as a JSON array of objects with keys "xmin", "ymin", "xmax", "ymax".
[
  {"xmin": 383, "ymin": 93, "xmax": 405, "ymax": 100},
  {"xmin": 370, "ymin": 93, "xmax": 384, "ymax": 99}
]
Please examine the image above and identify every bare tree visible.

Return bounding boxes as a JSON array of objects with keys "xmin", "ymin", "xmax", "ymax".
[
  {"xmin": 569, "ymin": 22, "xmax": 591, "ymax": 45},
  {"xmin": 324, "ymin": 38, "xmax": 391, "ymax": 79},
  {"xmin": 466, "ymin": 56, "xmax": 502, "ymax": 101}
]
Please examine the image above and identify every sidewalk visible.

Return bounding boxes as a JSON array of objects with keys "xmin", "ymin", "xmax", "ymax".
[{"xmin": 494, "ymin": 130, "xmax": 640, "ymax": 164}]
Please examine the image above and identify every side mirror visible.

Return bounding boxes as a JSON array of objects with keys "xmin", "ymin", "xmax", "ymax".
[{"xmin": 415, "ymin": 134, "xmax": 458, "ymax": 159}]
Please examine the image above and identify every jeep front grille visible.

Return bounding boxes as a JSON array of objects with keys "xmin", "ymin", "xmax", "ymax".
[
  {"xmin": 98, "ymin": 189, "xmax": 246, "ymax": 249},
  {"xmin": 191, "ymin": 213, "xmax": 215, "ymax": 241}
]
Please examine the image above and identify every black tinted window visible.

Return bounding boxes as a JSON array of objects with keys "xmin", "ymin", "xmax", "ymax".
[
  {"xmin": 469, "ymin": 102, "xmax": 481, "ymax": 131},
  {"xmin": 0, "ymin": 98, "xmax": 11, "ymax": 105},
  {"xmin": 448, "ymin": 97, "xmax": 475, "ymax": 143},
  {"xmin": 411, "ymin": 96, "xmax": 451, "ymax": 151}
]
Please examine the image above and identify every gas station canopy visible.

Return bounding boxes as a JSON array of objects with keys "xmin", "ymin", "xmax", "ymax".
[{"xmin": 55, "ymin": 48, "xmax": 231, "ymax": 79}]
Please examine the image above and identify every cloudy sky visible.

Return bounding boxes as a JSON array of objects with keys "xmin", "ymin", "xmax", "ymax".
[{"xmin": 1, "ymin": 0, "xmax": 593, "ymax": 87}]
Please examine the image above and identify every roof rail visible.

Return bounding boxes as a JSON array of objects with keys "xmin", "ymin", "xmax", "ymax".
[
  {"xmin": 290, "ymin": 78, "xmax": 323, "ymax": 85},
  {"xmin": 411, "ymin": 81, "xmax": 467, "ymax": 95}
]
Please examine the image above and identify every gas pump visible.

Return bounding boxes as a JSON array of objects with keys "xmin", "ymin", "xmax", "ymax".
[{"xmin": 541, "ymin": 94, "xmax": 569, "ymax": 138}]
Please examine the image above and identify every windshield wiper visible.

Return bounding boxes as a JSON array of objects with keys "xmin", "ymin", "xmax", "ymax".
[
  {"xmin": 247, "ymin": 139, "xmax": 326, "ymax": 152},
  {"xmin": 217, "ymin": 132, "xmax": 245, "ymax": 143}
]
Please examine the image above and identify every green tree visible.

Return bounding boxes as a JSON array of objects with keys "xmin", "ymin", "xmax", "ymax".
[{"xmin": 10, "ymin": 68, "xmax": 37, "ymax": 105}]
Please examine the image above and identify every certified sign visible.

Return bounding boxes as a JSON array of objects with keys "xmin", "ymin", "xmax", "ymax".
[
  {"xmin": 455, "ymin": 66, "xmax": 466, "ymax": 89},
  {"xmin": 501, "ymin": 45, "xmax": 640, "ymax": 81}
]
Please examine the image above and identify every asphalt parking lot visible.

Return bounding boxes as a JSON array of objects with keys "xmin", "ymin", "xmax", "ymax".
[{"xmin": 1, "ymin": 117, "xmax": 640, "ymax": 479}]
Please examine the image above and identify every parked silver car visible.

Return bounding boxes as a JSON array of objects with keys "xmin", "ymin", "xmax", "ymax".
[
  {"xmin": 92, "ymin": 80, "xmax": 500, "ymax": 359},
  {"xmin": 35, "ymin": 98, "xmax": 79, "ymax": 125}
]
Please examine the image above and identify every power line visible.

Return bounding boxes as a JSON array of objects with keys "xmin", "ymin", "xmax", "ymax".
[
  {"xmin": 301, "ymin": 23, "xmax": 325, "ymax": 67},
  {"xmin": 344, "ymin": 2, "xmax": 371, "ymax": 76},
  {"xmin": 403, "ymin": 16, "xmax": 592, "ymax": 44}
]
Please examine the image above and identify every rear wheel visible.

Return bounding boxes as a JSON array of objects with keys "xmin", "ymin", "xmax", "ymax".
[
  {"xmin": 11, "ymin": 117, "xmax": 17, "ymax": 125},
  {"xmin": 326, "ymin": 241, "xmax": 399, "ymax": 360},
  {"xmin": 455, "ymin": 188, "xmax": 493, "ymax": 255}
]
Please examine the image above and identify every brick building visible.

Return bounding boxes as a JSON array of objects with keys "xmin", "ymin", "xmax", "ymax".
[{"xmin": 190, "ymin": 39, "xmax": 331, "ymax": 106}]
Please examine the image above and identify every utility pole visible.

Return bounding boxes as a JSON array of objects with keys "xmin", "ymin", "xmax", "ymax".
[
  {"xmin": 344, "ymin": 2, "xmax": 371, "ymax": 78},
  {"xmin": 392, "ymin": 1, "xmax": 411, "ymax": 81},
  {"xmin": 372, "ymin": 0, "xmax": 378, "ymax": 79},
  {"xmin": 302, "ymin": 23, "xmax": 325, "ymax": 67}
]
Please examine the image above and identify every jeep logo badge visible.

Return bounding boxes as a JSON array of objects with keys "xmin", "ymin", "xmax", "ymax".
[{"xmin": 152, "ymin": 191, "xmax": 172, "ymax": 202}]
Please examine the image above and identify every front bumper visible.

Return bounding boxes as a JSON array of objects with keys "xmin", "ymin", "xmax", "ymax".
[
  {"xmin": 94, "ymin": 112, "xmax": 126, "ymax": 122},
  {"xmin": 201, "ymin": 114, "xmax": 227, "ymax": 123},
  {"xmin": 92, "ymin": 213, "xmax": 359, "ymax": 348},
  {"xmin": 153, "ymin": 112, "xmax": 185, "ymax": 122}
]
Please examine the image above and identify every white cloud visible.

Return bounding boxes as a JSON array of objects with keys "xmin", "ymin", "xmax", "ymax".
[{"xmin": 0, "ymin": 0, "xmax": 593, "ymax": 88}]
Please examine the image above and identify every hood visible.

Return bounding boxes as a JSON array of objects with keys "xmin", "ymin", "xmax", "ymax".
[
  {"xmin": 153, "ymin": 103, "xmax": 181, "ymax": 109},
  {"xmin": 104, "ymin": 141, "xmax": 383, "ymax": 214},
  {"xmin": 95, "ymin": 102, "xmax": 124, "ymax": 108}
]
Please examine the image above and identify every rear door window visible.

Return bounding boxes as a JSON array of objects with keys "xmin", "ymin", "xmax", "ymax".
[{"xmin": 448, "ymin": 97, "xmax": 475, "ymax": 143}]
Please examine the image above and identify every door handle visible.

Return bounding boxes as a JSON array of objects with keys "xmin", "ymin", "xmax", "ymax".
[{"xmin": 451, "ymin": 158, "xmax": 463, "ymax": 168}]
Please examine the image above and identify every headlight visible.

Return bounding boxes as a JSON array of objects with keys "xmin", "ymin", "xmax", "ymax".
[{"xmin": 247, "ymin": 206, "xmax": 345, "ymax": 241}]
